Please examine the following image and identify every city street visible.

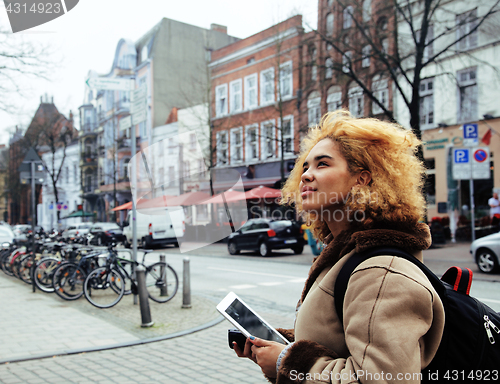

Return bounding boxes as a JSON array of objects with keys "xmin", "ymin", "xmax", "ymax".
[{"xmin": 1, "ymin": 241, "xmax": 499, "ymax": 383}]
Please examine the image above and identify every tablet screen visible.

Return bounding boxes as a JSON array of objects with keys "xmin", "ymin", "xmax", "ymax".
[{"xmin": 225, "ymin": 298, "xmax": 286, "ymax": 344}]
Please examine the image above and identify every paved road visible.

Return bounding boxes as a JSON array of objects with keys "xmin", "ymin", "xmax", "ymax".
[{"xmin": 1, "ymin": 240, "xmax": 499, "ymax": 383}]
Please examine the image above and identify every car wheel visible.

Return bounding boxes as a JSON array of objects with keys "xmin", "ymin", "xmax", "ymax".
[
  {"xmin": 228, "ymin": 242, "xmax": 240, "ymax": 255},
  {"xmin": 259, "ymin": 241, "xmax": 271, "ymax": 257},
  {"xmin": 293, "ymin": 245, "xmax": 304, "ymax": 255},
  {"xmin": 476, "ymin": 248, "xmax": 499, "ymax": 274}
]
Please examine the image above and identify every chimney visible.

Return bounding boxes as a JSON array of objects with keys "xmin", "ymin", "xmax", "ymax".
[{"xmin": 211, "ymin": 23, "xmax": 227, "ymax": 34}]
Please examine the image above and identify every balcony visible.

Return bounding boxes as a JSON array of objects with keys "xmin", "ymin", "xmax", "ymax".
[
  {"xmin": 79, "ymin": 123, "xmax": 97, "ymax": 138},
  {"xmin": 118, "ymin": 137, "xmax": 131, "ymax": 149},
  {"xmin": 80, "ymin": 152, "xmax": 98, "ymax": 167}
]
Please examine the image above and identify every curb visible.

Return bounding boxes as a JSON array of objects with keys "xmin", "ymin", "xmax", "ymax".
[{"xmin": 0, "ymin": 315, "xmax": 224, "ymax": 365}]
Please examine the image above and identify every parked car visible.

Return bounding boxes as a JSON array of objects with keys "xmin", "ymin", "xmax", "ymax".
[
  {"xmin": 227, "ymin": 219, "xmax": 306, "ymax": 256},
  {"xmin": 62, "ymin": 223, "xmax": 92, "ymax": 241},
  {"xmin": 12, "ymin": 224, "xmax": 31, "ymax": 242},
  {"xmin": 0, "ymin": 226, "xmax": 15, "ymax": 245},
  {"xmin": 470, "ymin": 231, "xmax": 500, "ymax": 274},
  {"xmin": 87, "ymin": 223, "xmax": 126, "ymax": 246},
  {"xmin": 122, "ymin": 207, "xmax": 185, "ymax": 249}
]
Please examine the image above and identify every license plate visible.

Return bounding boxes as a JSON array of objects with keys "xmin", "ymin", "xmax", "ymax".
[{"xmin": 285, "ymin": 239, "xmax": 297, "ymax": 244}]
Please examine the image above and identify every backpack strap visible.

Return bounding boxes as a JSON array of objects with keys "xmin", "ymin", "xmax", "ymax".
[
  {"xmin": 441, "ymin": 266, "xmax": 473, "ymax": 295},
  {"xmin": 334, "ymin": 247, "xmax": 444, "ymax": 326}
]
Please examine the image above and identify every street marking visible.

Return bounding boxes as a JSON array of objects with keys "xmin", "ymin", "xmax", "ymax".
[
  {"xmin": 229, "ymin": 284, "xmax": 257, "ymax": 289},
  {"xmin": 208, "ymin": 267, "xmax": 302, "ymax": 279},
  {"xmin": 258, "ymin": 282, "xmax": 284, "ymax": 286}
]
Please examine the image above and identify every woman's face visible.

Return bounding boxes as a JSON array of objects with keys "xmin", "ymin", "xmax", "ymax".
[{"xmin": 299, "ymin": 138, "xmax": 360, "ymax": 215}]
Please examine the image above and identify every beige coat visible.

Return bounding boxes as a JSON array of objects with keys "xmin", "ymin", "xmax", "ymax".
[{"xmin": 276, "ymin": 224, "xmax": 445, "ymax": 384}]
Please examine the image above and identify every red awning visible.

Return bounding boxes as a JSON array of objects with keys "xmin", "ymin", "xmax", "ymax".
[
  {"xmin": 245, "ymin": 186, "xmax": 281, "ymax": 200},
  {"xmin": 166, "ymin": 191, "xmax": 212, "ymax": 206},
  {"xmin": 111, "ymin": 201, "xmax": 132, "ymax": 211}
]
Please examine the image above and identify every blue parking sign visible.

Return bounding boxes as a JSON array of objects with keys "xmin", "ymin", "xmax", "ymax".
[
  {"xmin": 454, "ymin": 149, "xmax": 469, "ymax": 163},
  {"xmin": 463, "ymin": 124, "xmax": 478, "ymax": 139}
]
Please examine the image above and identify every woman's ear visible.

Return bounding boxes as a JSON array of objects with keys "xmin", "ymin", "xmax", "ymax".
[{"xmin": 356, "ymin": 170, "xmax": 371, "ymax": 187}]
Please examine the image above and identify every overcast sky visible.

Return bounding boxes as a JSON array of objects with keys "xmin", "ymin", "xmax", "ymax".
[{"xmin": 0, "ymin": 0, "xmax": 318, "ymax": 145}]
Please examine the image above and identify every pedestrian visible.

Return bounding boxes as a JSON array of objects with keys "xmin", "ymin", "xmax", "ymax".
[
  {"xmin": 488, "ymin": 192, "xmax": 500, "ymax": 226},
  {"xmin": 233, "ymin": 110, "xmax": 444, "ymax": 383}
]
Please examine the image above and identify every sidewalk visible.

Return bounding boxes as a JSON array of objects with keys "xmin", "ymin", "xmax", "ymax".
[{"xmin": 0, "ymin": 272, "xmax": 221, "ymax": 364}]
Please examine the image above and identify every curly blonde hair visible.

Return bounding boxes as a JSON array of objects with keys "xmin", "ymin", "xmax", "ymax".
[{"xmin": 281, "ymin": 110, "xmax": 426, "ymax": 241}]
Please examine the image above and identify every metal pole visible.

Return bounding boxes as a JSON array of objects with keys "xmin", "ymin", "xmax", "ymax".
[
  {"xmin": 30, "ymin": 161, "xmax": 36, "ymax": 293},
  {"xmin": 159, "ymin": 255, "xmax": 167, "ymax": 296},
  {"xmin": 182, "ymin": 257, "xmax": 191, "ymax": 308},
  {"xmin": 131, "ymin": 91, "xmax": 138, "ymax": 305},
  {"xmin": 470, "ymin": 178, "xmax": 475, "ymax": 242},
  {"xmin": 135, "ymin": 264, "xmax": 154, "ymax": 327}
]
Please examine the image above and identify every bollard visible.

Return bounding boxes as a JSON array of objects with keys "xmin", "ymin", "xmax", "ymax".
[
  {"xmin": 135, "ymin": 264, "xmax": 154, "ymax": 327},
  {"xmin": 159, "ymin": 255, "xmax": 168, "ymax": 297},
  {"xmin": 182, "ymin": 257, "xmax": 192, "ymax": 308}
]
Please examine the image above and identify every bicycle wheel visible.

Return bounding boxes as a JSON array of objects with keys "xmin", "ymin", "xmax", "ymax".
[
  {"xmin": 117, "ymin": 260, "xmax": 133, "ymax": 295},
  {"xmin": 18, "ymin": 254, "xmax": 34, "ymax": 284},
  {"xmin": 34, "ymin": 257, "xmax": 60, "ymax": 293},
  {"xmin": 145, "ymin": 262, "xmax": 178, "ymax": 303},
  {"xmin": 84, "ymin": 267, "xmax": 125, "ymax": 308},
  {"xmin": 1, "ymin": 252, "xmax": 15, "ymax": 276},
  {"xmin": 53, "ymin": 263, "xmax": 86, "ymax": 300}
]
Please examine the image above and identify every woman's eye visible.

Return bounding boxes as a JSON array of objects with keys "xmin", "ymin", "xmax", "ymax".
[
  {"xmin": 318, "ymin": 161, "xmax": 327, "ymax": 167},
  {"xmin": 302, "ymin": 167, "xmax": 308, "ymax": 174}
]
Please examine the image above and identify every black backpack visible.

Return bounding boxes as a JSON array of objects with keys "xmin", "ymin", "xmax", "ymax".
[{"xmin": 334, "ymin": 247, "xmax": 500, "ymax": 383}]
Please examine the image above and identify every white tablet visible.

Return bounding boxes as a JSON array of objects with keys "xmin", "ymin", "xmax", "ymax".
[{"xmin": 216, "ymin": 292, "xmax": 290, "ymax": 345}]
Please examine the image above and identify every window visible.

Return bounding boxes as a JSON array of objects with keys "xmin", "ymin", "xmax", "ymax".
[
  {"xmin": 424, "ymin": 159, "xmax": 436, "ymax": 206},
  {"xmin": 65, "ymin": 166, "xmax": 69, "ymax": 184},
  {"xmin": 327, "ymin": 0, "xmax": 333, "ymax": 6},
  {"xmin": 246, "ymin": 125, "xmax": 259, "ymax": 162},
  {"xmin": 198, "ymin": 159, "xmax": 206, "ymax": 178},
  {"xmin": 230, "ymin": 128, "xmax": 243, "ymax": 164},
  {"xmin": 124, "ymin": 158, "xmax": 130, "ymax": 179},
  {"xmin": 325, "ymin": 58, "xmax": 333, "ymax": 79},
  {"xmin": 327, "ymin": 86, "xmax": 342, "ymax": 111},
  {"xmin": 326, "ymin": 13, "xmax": 334, "ymax": 35},
  {"xmin": 244, "ymin": 74, "xmax": 258, "ymax": 110},
  {"xmin": 417, "ymin": 25, "xmax": 434, "ymax": 62},
  {"xmin": 362, "ymin": 45, "xmax": 371, "ymax": 68},
  {"xmin": 381, "ymin": 38, "xmax": 389, "ymax": 55},
  {"xmin": 168, "ymin": 138, "xmax": 175, "ymax": 155},
  {"xmin": 280, "ymin": 117, "xmax": 294, "ymax": 155},
  {"xmin": 310, "ymin": 47, "xmax": 317, "ymax": 81},
  {"xmin": 342, "ymin": 51, "xmax": 352, "ymax": 73},
  {"xmin": 279, "ymin": 61, "xmax": 293, "ymax": 99},
  {"xmin": 349, "ymin": 86, "xmax": 364, "ymax": 117},
  {"xmin": 261, "ymin": 121, "xmax": 276, "ymax": 159},
  {"xmin": 458, "ymin": 68, "xmax": 478, "ymax": 123},
  {"xmin": 168, "ymin": 166, "xmax": 176, "ymax": 186},
  {"xmin": 230, "ymin": 79, "xmax": 242, "ymax": 113},
  {"xmin": 215, "ymin": 84, "xmax": 228, "ymax": 117},
  {"xmin": 216, "ymin": 131, "xmax": 228, "ymax": 165},
  {"xmin": 343, "ymin": 6, "xmax": 354, "ymax": 29},
  {"xmin": 372, "ymin": 79, "xmax": 389, "ymax": 115},
  {"xmin": 419, "ymin": 78, "xmax": 434, "ymax": 129},
  {"xmin": 307, "ymin": 92, "xmax": 321, "ymax": 126},
  {"xmin": 260, "ymin": 68, "xmax": 275, "ymax": 105},
  {"xmin": 363, "ymin": 0, "xmax": 372, "ymax": 22},
  {"xmin": 190, "ymin": 133, "xmax": 197, "ymax": 150},
  {"xmin": 457, "ymin": 9, "xmax": 478, "ymax": 51},
  {"xmin": 183, "ymin": 161, "xmax": 190, "ymax": 179},
  {"xmin": 73, "ymin": 163, "xmax": 77, "ymax": 183}
]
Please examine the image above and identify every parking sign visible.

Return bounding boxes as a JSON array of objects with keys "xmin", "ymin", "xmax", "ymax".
[
  {"xmin": 452, "ymin": 147, "xmax": 490, "ymax": 180},
  {"xmin": 463, "ymin": 124, "xmax": 478, "ymax": 146}
]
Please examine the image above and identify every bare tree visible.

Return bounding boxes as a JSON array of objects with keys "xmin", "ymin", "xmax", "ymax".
[
  {"xmin": 315, "ymin": 0, "xmax": 500, "ymax": 145},
  {"xmin": 0, "ymin": 27, "xmax": 54, "ymax": 113}
]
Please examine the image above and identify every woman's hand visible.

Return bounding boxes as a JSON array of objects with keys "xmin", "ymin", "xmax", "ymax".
[{"xmin": 233, "ymin": 336, "xmax": 286, "ymax": 378}]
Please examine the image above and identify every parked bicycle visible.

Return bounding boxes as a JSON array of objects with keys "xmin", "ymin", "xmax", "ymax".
[{"xmin": 83, "ymin": 248, "xmax": 178, "ymax": 309}]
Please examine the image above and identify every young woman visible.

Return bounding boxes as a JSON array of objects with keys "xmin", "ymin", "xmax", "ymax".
[{"xmin": 234, "ymin": 111, "xmax": 445, "ymax": 383}]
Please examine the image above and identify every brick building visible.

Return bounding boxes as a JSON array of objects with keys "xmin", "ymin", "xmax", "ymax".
[{"xmin": 209, "ymin": 15, "xmax": 305, "ymax": 206}]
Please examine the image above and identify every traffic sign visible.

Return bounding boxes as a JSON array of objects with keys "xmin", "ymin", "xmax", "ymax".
[
  {"xmin": 463, "ymin": 123, "xmax": 478, "ymax": 146},
  {"xmin": 452, "ymin": 146, "xmax": 490, "ymax": 180},
  {"xmin": 86, "ymin": 77, "xmax": 134, "ymax": 91},
  {"xmin": 132, "ymin": 109, "xmax": 147, "ymax": 125}
]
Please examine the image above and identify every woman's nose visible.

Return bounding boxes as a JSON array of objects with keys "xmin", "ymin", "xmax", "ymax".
[{"xmin": 301, "ymin": 169, "xmax": 314, "ymax": 183}]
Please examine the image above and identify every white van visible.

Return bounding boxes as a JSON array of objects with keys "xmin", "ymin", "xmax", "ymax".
[{"xmin": 123, "ymin": 207, "xmax": 185, "ymax": 248}]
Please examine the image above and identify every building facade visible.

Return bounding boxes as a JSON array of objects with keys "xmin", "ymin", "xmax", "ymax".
[
  {"xmin": 209, "ymin": 15, "xmax": 304, "ymax": 204},
  {"xmin": 79, "ymin": 19, "xmax": 238, "ymax": 223}
]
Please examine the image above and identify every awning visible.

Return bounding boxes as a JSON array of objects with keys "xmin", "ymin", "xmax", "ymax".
[
  {"xmin": 111, "ymin": 202, "xmax": 132, "ymax": 211},
  {"xmin": 245, "ymin": 186, "xmax": 281, "ymax": 200},
  {"xmin": 166, "ymin": 191, "xmax": 212, "ymax": 206},
  {"xmin": 61, "ymin": 211, "xmax": 95, "ymax": 219}
]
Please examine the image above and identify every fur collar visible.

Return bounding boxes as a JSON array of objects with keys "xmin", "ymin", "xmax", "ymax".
[{"xmin": 299, "ymin": 223, "xmax": 432, "ymax": 302}]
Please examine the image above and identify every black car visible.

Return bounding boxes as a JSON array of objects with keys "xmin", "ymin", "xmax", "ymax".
[
  {"xmin": 227, "ymin": 219, "xmax": 306, "ymax": 256},
  {"xmin": 87, "ymin": 223, "xmax": 126, "ymax": 246}
]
